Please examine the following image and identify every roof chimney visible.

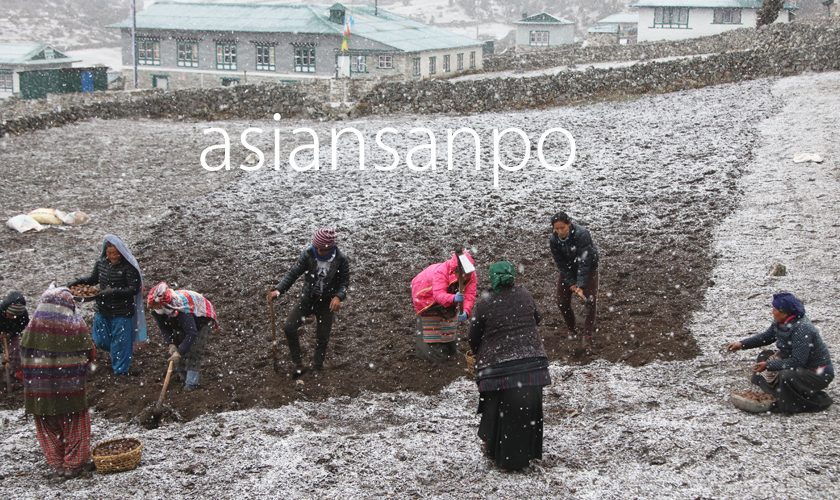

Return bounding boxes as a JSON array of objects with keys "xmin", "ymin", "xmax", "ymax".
[{"xmin": 329, "ymin": 3, "xmax": 346, "ymax": 25}]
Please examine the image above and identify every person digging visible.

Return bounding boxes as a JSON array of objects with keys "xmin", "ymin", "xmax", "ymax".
[
  {"xmin": 727, "ymin": 292, "xmax": 834, "ymax": 414},
  {"xmin": 147, "ymin": 282, "xmax": 217, "ymax": 391},
  {"xmin": 549, "ymin": 211, "xmax": 600, "ymax": 348},
  {"xmin": 269, "ymin": 228, "xmax": 349, "ymax": 379}
]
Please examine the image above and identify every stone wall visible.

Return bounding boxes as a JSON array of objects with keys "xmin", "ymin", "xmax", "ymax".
[
  {"xmin": 2, "ymin": 20, "xmax": 839, "ymax": 137},
  {"xmin": 0, "ymin": 80, "xmax": 340, "ymax": 137},
  {"xmin": 485, "ymin": 20, "xmax": 839, "ymax": 72},
  {"xmin": 355, "ymin": 43, "xmax": 840, "ymax": 116}
]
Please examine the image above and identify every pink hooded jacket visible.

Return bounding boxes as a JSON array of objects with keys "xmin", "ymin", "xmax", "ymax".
[{"xmin": 411, "ymin": 251, "xmax": 477, "ymax": 317}]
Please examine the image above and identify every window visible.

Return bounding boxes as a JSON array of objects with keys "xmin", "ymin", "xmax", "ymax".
[
  {"xmin": 529, "ymin": 30, "xmax": 550, "ymax": 46},
  {"xmin": 255, "ymin": 44, "xmax": 276, "ymax": 71},
  {"xmin": 152, "ymin": 74, "xmax": 169, "ymax": 90},
  {"xmin": 0, "ymin": 70, "xmax": 12, "ymax": 91},
  {"xmin": 221, "ymin": 77, "xmax": 240, "ymax": 87},
  {"xmin": 653, "ymin": 7, "xmax": 689, "ymax": 28},
  {"xmin": 457, "ymin": 53, "xmax": 464, "ymax": 71},
  {"xmin": 412, "ymin": 57, "xmax": 421, "ymax": 76},
  {"xmin": 469, "ymin": 51, "xmax": 476, "ymax": 69},
  {"xmin": 351, "ymin": 55, "xmax": 367, "ymax": 73},
  {"xmin": 377, "ymin": 54, "xmax": 393, "ymax": 69},
  {"xmin": 713, "ymin": 8, "xmax": 741, "ymax": 24},
  {"xmin": 177, "ymin": 41, "xmax": 198, "ymax": 68},
  {"xmin": 294, "ymin": 46, "xmax": 316, "ymax": 73},
  {"xmin": 137, "ymin": 38, "xmax": 160, "ymax": 65},
  {"xmin": 443, "ymin": 54, "xmax": 451, "ymax": 72},
  {"xmin": 216, "ymin": 42, "xmax": 237, "ymax": 70},
  {"xmin": 429, "ymin": 56, "xmax": 436, "ymax": 75}
]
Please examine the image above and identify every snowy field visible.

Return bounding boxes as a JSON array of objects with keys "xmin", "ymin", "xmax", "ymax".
[{"xmin": 1, "ymin": 72, "xmax": 839, "ymax": 497}]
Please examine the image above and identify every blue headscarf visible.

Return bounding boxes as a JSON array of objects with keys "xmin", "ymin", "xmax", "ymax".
[
  {"xmin": 771, "ymin": 292, "xmax": 806, "ymax": 319},
  {"xmin": 102, "ymin": 234, "xmax": 148, "ymax": 343}
]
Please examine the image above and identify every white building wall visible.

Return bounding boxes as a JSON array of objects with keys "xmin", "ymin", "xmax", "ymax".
[
  {"xmin": 637, "ymin": 7, "xmax": 790, "ymax": 42},
  {"xmin": 515, "ymin": 24, "xmax": 575, "ymax": 49}
]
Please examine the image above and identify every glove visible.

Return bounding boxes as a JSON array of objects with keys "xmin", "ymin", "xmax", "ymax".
[
  {"xmin": 453, "ymin": 292, "xmax": 465, "ymax": 304},
  {"xmin": 168, "ymin": 344, "xmax": 178, "ymax": 355},
  {"xmin": 168, "ymin": 350, "xmax": 182, "ymax": 364},
  {"xmin": 458, "ymin": 312, "xmax": 468, "ymax": 322}
]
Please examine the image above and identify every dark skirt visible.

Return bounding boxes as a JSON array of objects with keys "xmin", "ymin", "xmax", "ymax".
[
  {"xmin": 752, "ymin": 350, "xmax": 834, "ymax": 413},
  {"xmin": 477, "ymin": 385, "xmax": 544, "ymax": 471}
]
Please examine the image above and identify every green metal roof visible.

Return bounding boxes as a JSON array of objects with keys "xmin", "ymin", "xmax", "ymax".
[
  {"xmin": 0, "ymin": 43, "xmax": 77, "ymax": 66},
  {"xmin": 631, "ymin": 0, "xmax": 796, "ymax": 9},
  {"xmin": 587, "ymin": 12, "xmax": 639, "ymax": 33},
  {"xmin": 109, "ymin": 1, "xmax": 482, "ymax": 52},
  {"xmin": 595, "ymin": 12, "xmax": 639, "ymax": 24},
  {"xmin": 515, "ymin": 13, "xmax": 574, "ymax": 25}
]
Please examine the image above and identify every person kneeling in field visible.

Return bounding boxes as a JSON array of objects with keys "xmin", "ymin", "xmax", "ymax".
[
  {"xmin": 727, "ymin": 292, "xmax": 834, "ymax": 413},
  {"xmin": 269, "ymin": 228, "xmax": 349, "ymax": 379},
  {"xmin": 411, "ymin": 247, "xmax": 477, "ymax": 362},
  {"xmin": 147, "ymin": 282, "xmax": 217, "ymax": 391}
]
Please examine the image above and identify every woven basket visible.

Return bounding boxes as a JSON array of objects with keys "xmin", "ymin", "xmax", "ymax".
[
  {"xmin": 92, "ymin": 438, "xmax": 143, "ymax": 473},
  {"xmin": 730, "ymin": 391, "xmax": 775, "ymax": 413}
]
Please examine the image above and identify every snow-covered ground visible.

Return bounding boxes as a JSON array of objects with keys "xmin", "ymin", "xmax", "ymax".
[
  {"xmin": 451, "ymin": 54, "xmax": 716, "ymax": 82},
  {"xmin": 1, "ymin": 72, "xmax": 839, "ymax": 497}
]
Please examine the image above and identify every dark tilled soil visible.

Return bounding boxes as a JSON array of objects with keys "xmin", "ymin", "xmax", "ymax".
[{"xmin": 0, "ymin": 79, "xmax": 777, "ymax": 421}]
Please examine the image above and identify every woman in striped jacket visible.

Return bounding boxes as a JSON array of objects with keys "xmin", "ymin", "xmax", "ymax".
[{"xmin": 21, "ymin": 286, "xmax": 95, "ymax": 479}]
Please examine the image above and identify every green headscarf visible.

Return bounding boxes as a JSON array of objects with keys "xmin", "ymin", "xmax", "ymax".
[{"xmin": 489, "ymin": 261, "xmax": 515, "ymax": 291}]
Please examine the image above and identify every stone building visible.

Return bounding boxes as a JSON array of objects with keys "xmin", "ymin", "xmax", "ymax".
[
  {"xmin": 587, "ymin": 12, "xmax": 639, "ymax": 46},
  {"xmin": 514, "ymin": 13, "xmax": 576, "ymax": 51},
  {"xmin": 110, "ymin": 1, "xmax": 484, "ymax": 90},
  {"xmin": 0, "ymin": 43, "xmax": 78, "ymax": 98},
  {"xmin": 632, "ymin": 0, "xmax": 796, "ymax": 42}
]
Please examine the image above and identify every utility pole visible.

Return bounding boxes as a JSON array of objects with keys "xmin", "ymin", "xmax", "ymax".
[
  {"xmin": 375, "ymin": 0, "xmax": 378, "ymax": 16},
  {"xmin": 475, "ymin": 0, "xmax": 479, "ymax": 39},
  {"xmin": 131, "ymin": 0, "xmax": 138, "ymax": 89}
]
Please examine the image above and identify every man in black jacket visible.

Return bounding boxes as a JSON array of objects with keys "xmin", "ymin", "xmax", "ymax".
[
  {"xmin": 548, "ymin": 212, "xmax": 600, "ymax": 345},
  {"xmin": 269, "ymin": 228, "xmax": 349, "ymax": 378}
]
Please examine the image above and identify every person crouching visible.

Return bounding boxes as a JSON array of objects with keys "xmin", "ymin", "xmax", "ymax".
[
  {"xmin": 411, "ymin": 248, "xmax": 477, "ymax": 362},
  {"xmin": 727, "ymin": 292, "xmax": 834, "ymax": 413},
  {"xmin": 147, "ymin": 282, "xmax": 217, "ymax": 391}
]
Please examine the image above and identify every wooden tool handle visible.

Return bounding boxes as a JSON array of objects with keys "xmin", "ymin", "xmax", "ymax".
[
  {"xmin": 2, "ymin": 334, "xmax": 11, "ymax": 394},
  {"xmin": 156, "ymin": 358, "xmax": 176, "ymax": 409}
]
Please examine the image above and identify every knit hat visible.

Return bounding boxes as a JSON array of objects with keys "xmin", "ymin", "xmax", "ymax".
[
  {"xmin": 312, "ymin": 228, "xmax": 337, "ymax": 250},
  {"xmin": 5, "ymin": 303, "xmax": 26, "ymax": 316},
  {"xmin": 772, "ymin": 292, "xmax": 806, "ymax": 318},
  {"xmin": 488, "ymin": 261, "xmax": 516, "ymax": 291},
  {"xmin": 20, "ymin": 286, "xmax": 89, "ymax": 353}
]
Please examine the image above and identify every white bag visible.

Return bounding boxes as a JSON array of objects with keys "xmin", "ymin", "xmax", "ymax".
[{"xmin": 6, "ymin": 214, "xmax": 45, "ymax": 233}]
